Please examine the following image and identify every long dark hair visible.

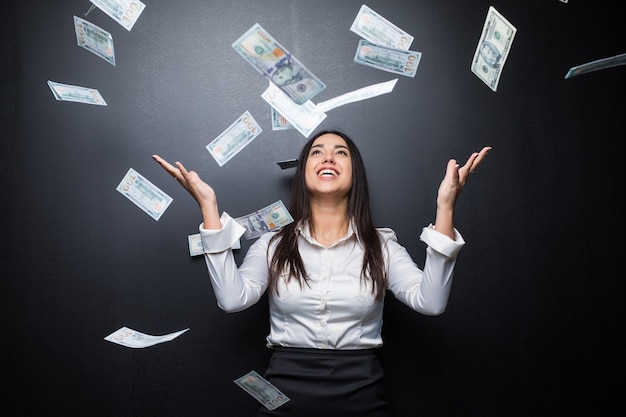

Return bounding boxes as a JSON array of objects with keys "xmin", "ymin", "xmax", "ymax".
[{"xmin": 268, "ymin": 130, "xmax": 387, "ymax": 301}]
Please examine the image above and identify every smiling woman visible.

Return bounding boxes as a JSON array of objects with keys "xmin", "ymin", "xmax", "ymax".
[{"xmin": 151, "ymin": 129, "xmax": 490, "ymax": 416}]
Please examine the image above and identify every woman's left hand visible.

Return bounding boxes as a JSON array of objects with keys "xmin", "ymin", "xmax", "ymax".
[{"xmin": 437, "ymin": 146, "xmax": 492, "ymax": 210}]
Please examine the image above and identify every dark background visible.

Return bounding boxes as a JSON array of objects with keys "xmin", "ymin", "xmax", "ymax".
[{"xmin": 3, "ymin": 0, "xmax": 625, "ymax": 416}]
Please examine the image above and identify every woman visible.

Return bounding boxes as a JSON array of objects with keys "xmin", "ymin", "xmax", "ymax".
[{"xmin": 153, "ymin": 130, "xmax": 491, "ymax": 416}]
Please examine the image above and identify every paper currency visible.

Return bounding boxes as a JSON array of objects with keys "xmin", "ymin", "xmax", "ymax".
[
  {"xmin": 116, "ymin": 168, "xmax": 173, "ymax": 221},
  {"xmin": 271, "ymin": 107, "xmax": 293, "ymax": 131},
  {"xmin": 232, "ymin": 23, "xmax": 326, "ymax": 105},
  {"xmin": 262, "ymin": 82, "xmax": 326, "ymax": 138},
  {"xmin": 564, "ymin": 52, "xmax": 626, "ymax": 79},
  {"xmin": 354, "ymin": 40, "xmax": 420, "ymax": 77},
  {"xmin": 73, "ymin": 16, "xmax": 115, "ymax": 65},
  {"xmin": 188, "ymin": 233, "xmax": 240, "ymax": 256},
  {"xmin": 350, "ymin": 4, "xmax": 414, "ymax": 50},
  {"xmin": 315, "ymin": 78, "xmax": 398, "ymax": 113},
  {"xmin": 234, "ymin": 200, "xmax": 294, "ymax": 240},
  {"xmin": 89, "ymin": 0, "xmax": 145, "ymax": 31},
  {"xmin": 471, "ymin": 6, "xmax": 517, "ymax": 92},
  {"xmin": 47, "ymin": 80, "xmax": 107, "ymax": 106},
  {"xmin": 234, "ymin": 370, "xmax": 290, "ymax": 410},
  {"xmin": 206, "ymin": 111, "xmax": 262, "ymax": 167},
  {"xmin": 276, "ymin": 159, "xmax": 298, "ymax": 169},
  {"xmin": 104, "ymin": 326, "xmax": 189, "ymax": 348}
]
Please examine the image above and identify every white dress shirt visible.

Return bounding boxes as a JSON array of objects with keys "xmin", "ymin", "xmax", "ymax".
[{"xmin": 200, "ymin": 212, "xmax": 465, "ymax": 350}]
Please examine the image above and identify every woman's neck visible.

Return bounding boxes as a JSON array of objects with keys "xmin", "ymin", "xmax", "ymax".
[{"xmin": 309, "ymin": 199, "xmax": 349, "ymax": 247}]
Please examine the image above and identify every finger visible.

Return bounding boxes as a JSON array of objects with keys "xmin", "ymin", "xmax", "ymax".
[
  {"xmin": 468, "ymin": 146, "xmax": 492, "ymax": 172},
  {"xmin": 152, "ymin": 155, "xmax": 179, "ymax": 176}
]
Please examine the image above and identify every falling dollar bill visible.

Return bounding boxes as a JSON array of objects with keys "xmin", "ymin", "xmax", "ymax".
[
  {"xmin": 232, "ymin": 23, "xmax": 326, "ymax": 105},
  {"xmin": 471, "ymin": 6, "xmax": 517, "ymax": 92},
  {"xmin": 276, "ymin": 159, "xmax": 298, "ymax": 169},
  {"xmin": 104, "ymin": 326, "xmax": 189, "ymax": 348},
  {"xmin": 188, "ymin": 233, "xmax": 240, "ymax": 256},
  {"xmin": 271, "ymin": 107, "xmax": 293, "ymax": 131},
  {"xmin": 206, "ymin": 111, "xmax": 262, "ymax": 167},
  {"xmin": 89, "ymin": 0, "xmax": 145, "ymax": 31},
  {"xmin": 350, "ymin": 4, "xmax": 414, "ymax": 50},
  {"xmin": 73, "ymin": 16, "xmax": 115, "ymax": 65},
  {"xmin": 116, "ymin": 168, "xmax": 173, "ymax": 221},
  {"xmin": 234, "ymin": 200, "xmax": 294, "ymax": 240},
  {"xmin": 315, "ymin": 78, "xmax": 398, "ymax": 113},
  {"xmin": 354, "ymin": 40, "xmax": 421, "ymax": 77},
  {"xmin": 262, "ymin": 82, "xmax": 326, "ymax": 138},
  {"xmin": 234, "ymin": 370, "xmax": 290, "ymax": 410},
  {"xmin": 47, "ymin": 80, "xmax": 107, "ymax": 106},
  {"xmin": 564, "ymin": 52, "xmax": 626, "ymax": 79}
]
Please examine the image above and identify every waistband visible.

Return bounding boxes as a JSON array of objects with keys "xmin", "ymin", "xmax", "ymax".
[{"xmin": 270, "ymin": 346, "xmax": 379, "ymax": 356}]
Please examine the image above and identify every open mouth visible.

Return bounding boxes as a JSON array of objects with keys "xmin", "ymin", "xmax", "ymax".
[{"xmin": 318, "ymin": 168, "xmax": 337, "ymax": 177}]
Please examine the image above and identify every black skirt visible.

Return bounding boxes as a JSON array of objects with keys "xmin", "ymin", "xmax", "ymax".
[{"xmin": 257, "ymin": 346, "xmax": 390, "ymax": 417}]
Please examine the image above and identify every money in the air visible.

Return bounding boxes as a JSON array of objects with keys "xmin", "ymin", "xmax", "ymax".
[
  {"xmin": 350, "ymin": 4, "xmax": 414, "ymax": 50},
  {"xmin": 116, "ymin": 168, "xmax": 173, "ymax": 221},
  {"xmin": 206, "ymin": 111, "xmax": 262, "ymax": 167},
  {"xmin": 354, "ymin": 40, "xmax": 421, "ymax": 77},
  {"xmin": 89, "ymin": 0, "xmax": 145, "ymax": 31},
  {"xmin": 47, "ymin": 80, "xmax": 107, "ymax": 106},
  {"xmin": 232, "ymin": 23, "xmax": 326, "ymax": 105},
  {"xmin": 234, "ymin": 370, "xmax": 290, "ymax": 410},
  {"xmin": 470, "ymin": 6, "xmax": 517, "ymax": 92},
  {"xmin": 234, "ymin": 200, "xmax": 294, "ymax": 240},
  {"xmin": 104, "ymin": 327, "xmax": 189, "ymax": 348},
  {"xmin": 73, "ymin": 16, "xmax": 116, "ymax": 65}
]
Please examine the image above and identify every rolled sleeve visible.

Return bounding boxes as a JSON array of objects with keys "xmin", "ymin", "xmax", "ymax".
[
  {"xmin": 419, "ymin": 224, "xmax": 465, "ymax": 258},
  {"xmin": 199, "ymin": 212, "xmax": 246, "ymax": 253}
]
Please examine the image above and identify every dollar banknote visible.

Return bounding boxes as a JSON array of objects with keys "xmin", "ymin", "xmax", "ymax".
[
  {"xmin": 206, "ymin": 111, "xmax": 262, "ymax": 167},
  {"xmin": 232, "ymin": 23, "xmax": 326, "ymax": 105},
  {"xmin": 188, "ymin": 233, "xmax": 240, "ymax": 256},
  {"xmin": 234, "ymin": 200, "xmax": 294, "ymax": 240},
  {"xmin": 234, "ymin": 370, "xmax": 290, "ymax": 410},
  {"xmin": 564, "ymin": 52, "xmax": 626, "ymax": 79},
  {"xmin": 47, "ymin": 80, "xmax": 107, "ymax": 106},
  {"xmin": 354, "ymin": 40, "xmax": 421, "ymax": 78},
  {"xmin": 349, "ymin": 4, "xmax": 414, "ymax": 50},
  {"xmin": 104, "ymin": 326, "xmax": 189, "ymax": 348},
  {"xmin": 73, "ymin": 16, "xmax": 115, "ymax": 65},
  {"xmin": 276, "ymin": 159, "xmax": 298, "ymax": 169},
  {"xmin": 271, "ymin": 107, "xmax": 293, "ymax": 131},
  {"xmin": 315, "ymin": 78, "xmax": 398, "ymax": 113},
  {"xmin": 471, "ymin": 6, "xmax": 517, "ymax": 92},
  {"xmin": 262, "ymin": 82, "xmax": 326, "ymax": 138},
  {"xmin": 89, "ymin": 0, "xmax": 145, "ymax": 31},
  {"xmin": 116, "ymin": 168, "xmax": 173, "ymax": 221}
]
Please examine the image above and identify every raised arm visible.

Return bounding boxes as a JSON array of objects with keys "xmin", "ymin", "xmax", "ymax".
[
  {"xmin": 152, "ymin": 155, "xmax": 222, "ymax": 229},
  {"xmin": 434, "ymin": 146, "xmax": 492, "ymax": 239}
]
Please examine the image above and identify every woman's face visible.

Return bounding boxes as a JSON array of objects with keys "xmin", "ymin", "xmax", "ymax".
[{"xmin": 304, "ymin": 133, "xmax": 353, "ymax": 199}]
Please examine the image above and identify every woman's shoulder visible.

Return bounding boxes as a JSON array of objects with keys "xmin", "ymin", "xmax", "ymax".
[{"xmin": 375, "ymin": 227, "xmax": 398, "ymax": 242}]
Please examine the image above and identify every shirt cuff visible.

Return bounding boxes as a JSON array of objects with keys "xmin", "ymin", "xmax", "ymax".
[
  {"xmin": 199, "ymin": 212, "xmax": 246, "ymax": 253},
  {"xmin": 419, "ymin": 223, "xmax": 465, "ymax": 258}
]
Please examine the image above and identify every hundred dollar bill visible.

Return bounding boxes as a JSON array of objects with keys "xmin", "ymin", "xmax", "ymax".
[
  {"xmin": 354, "ymin": 40, "xmax": 421, "ymax": 78},
  {"xmin": 276, "ymin": 159, "xmax": 298, "ymax": 169},
  {"xmin": 47, "ymin": 80, "xmax": 107, "ymax": 106},
  {"xmin": 564, "ymin": 52, "xmax": 626, "ymax": 79},
  {"xmin": 188, "ymin": 233, "xmax": 240, "ymax": 256},
  {"xmin": 206, "ymin": 111, "xmax": 262, "ymax": 167},
  {"xmin": 471, "ymin": 6, "xmax": 517, "ymax": 92},
  {"xmin": 234, "ymin": 370, "xmax": 290, "ymax": 410},
  {"xmin": 104, "ymin": 326, "xmax": 189, "ymax": 348},
  {"xmin": 350, "ymin": 4, "xmax": 414, "ymax": 50},
  {"xmin": 232, "ymin": 23, "xmax": 326, "ymax": 105},
  {"xmin": 89, "ymin": 0, "xmax": 145, "ymax": 31},
  {"xmin": 262, "ymin": 82, "xmax": 326, "ymax": 138},
  {"xmin": 73, "ymin": 16, "xmax": 115, "ymax": 65},
  {"xmin": 271, "ymin": 107, "xmax": 293, "ymax": 131},
  {"xmin": 116, "ymin": 168, "xmax": 173, "ymax": 221},
  {"xmin": 315, "ymin": 78, "xmax": 398, "ymax": 113},
  {"xmin": 234, "ymin": 200, "xmax": 294, "ymax": 240}
]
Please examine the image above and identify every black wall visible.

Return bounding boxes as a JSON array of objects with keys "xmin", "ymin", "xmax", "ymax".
[{"xmin": 3, "ymin": 1, "xmax": 625, "ymax": 416}]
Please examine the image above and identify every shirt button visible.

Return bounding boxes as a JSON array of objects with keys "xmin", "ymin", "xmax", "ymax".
[{"xmin": 319, "ymin": 319, "xmax": 327, "ymax": 327}]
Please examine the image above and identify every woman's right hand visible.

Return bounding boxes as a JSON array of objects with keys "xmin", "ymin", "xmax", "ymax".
[{"xmin": 152, "ymin": 155, "xmax": 221, "ymax": 229}]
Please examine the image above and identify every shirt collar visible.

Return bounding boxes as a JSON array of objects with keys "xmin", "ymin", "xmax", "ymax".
[{"xmin": 295, "ymin": 219, "xmax": 362, "ymax": 248}]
